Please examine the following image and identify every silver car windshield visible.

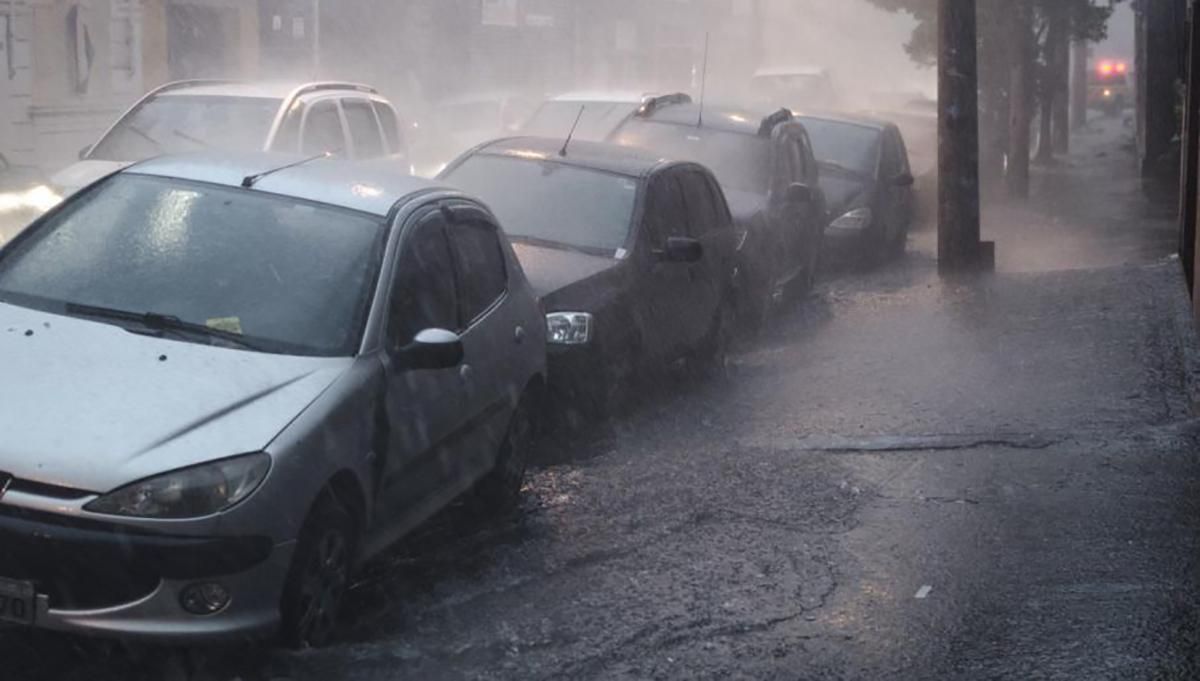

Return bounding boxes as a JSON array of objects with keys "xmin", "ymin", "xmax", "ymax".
[
  {"xmin": 444, "ymin": 155, "xmax": 639, "ymax": 255},
  {"xmin": 89, "ymin": 95, "xmax": 282, "ymax": 163},
  {"xmin": 0, "ymin": 174, "xmax": 385, "ymax": 357}
]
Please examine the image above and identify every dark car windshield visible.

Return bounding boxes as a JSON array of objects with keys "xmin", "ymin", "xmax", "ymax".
[
  {"xmin": 522, "ymin": 100, "xmax": 640, "ymax": 142},
  {"xmin": 444, "ymin": 154, "xmax": 639, "ymax": 255},
  {"xmin": 797, "ymin": 118, "xmax": 882, "ymax": 176},
  {"xmin": 612, "ymin": 120, "xmax": 770, "ymax": 194},
  {"xmin": 89, "ymin": 95, "xmax": 282, "ymax": 162},
  {"xmin": 0, "ymin": 174, "xmax": 385, "ymax": 356}
]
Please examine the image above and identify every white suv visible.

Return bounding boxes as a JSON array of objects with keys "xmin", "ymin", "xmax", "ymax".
[{"xmin": 51, "ymin": 80, "xmax": 409, "ymax": 197}]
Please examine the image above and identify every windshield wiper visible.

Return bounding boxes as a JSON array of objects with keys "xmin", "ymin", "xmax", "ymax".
[
  {"xmin": 125, "ymin": 125, "xmax": 163, "ymax": 151},
  {"xmin": 819, "ymin": 160, "xmax": 867, "ymax": 178},
  {"xmin": 172, "ymin": 129, "xmax": 209, "ymax": 148},
  {"xmin": 510, "ymin": 234, "xmax": 613, "ymax": 258},
  {"xmin": 64, "ymin": 302, "xmax": 260, "ymax": 350}
]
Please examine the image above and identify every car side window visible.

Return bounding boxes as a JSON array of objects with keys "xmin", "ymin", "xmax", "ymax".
[
  {"xmin": 447, "ymin": 220, "xmax": 508, "ymax": 324},
  {"xmin": 881, "ymin": 133, "xmax": 900, "ymax": 178},
  {"xmin": 302, "ymin": 100, "xmax": 346, "ymax": 156},
  {"xmin": 344, "ymin": 99, "xmax": 386, "ymax": 159},
  {"xmin": 679, "ymin": 171, "xmax": 719, "ymax": 238},
  {"xmin": 785, "ymin": 137, "xmax": 807, "ymax": 182},
  {"xmin": 642, "ymin": 172, "xmax": 688, "ymax": 247},
  {"xmin": 372, "ymin": 101, "xmax": 403, "ymax": 155},
  {"xmin": 389, "ymin": 215, "xmax": 459, "ymax": 345},
  {"xmin": 271, "ymin": 101, "xmax": 303, "ymax": 153},
  {"xmin": 894, "ymin": 132, "xmax": 912, "ymax": 176}
]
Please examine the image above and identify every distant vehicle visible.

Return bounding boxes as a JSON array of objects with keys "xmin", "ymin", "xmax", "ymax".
[
  {"xmin": 411, "ymin": 91, "xmax": 540, "ymax": 177},
  {"xmin": 610, "ymin": 103, "xmax": 825, "ymax": 328},
  {"xmin": 793, "ymin": 113, "xmax": 915, "ymax": 264},
  {"xmin": 750, "ymin": 66, "xmax": 839, "ymax": 110},
  {"xmin": 441, "ymin": 137, "xmax": 737, "ymax": 415},
  {"xmin": 1088, "ymin": 60, "xmax": 1132, "ymax": 116},
  {"xmin": 520, "ymin": 91, "xmax": 692, "ymax": 142},
  {"xmin": 0, "ymin": 152, "xmax": 545, "ymax": 647},
  {"xmin": 51, "ymin": 80, "xmax": 408, "ymax": 197}
]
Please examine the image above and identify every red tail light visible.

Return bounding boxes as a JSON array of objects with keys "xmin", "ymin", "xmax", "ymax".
[{"xmin": 1099, "ymin": 61, "xmax": 1114, "ymax": 76}]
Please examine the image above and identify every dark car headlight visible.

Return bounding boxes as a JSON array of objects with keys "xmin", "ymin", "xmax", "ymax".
[
  {"xmin": 546, "ymin": 312, "xmax": 593, "ymax": 345},
  {"xmin": 829, "ymin": 207, "xmax": 873, "ymax": 231},
  {"xmin": 85, "ymin": 453, "xmax": 271, "ymax": 519}
]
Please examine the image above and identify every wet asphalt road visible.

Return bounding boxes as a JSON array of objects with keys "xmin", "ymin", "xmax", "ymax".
[{"xmin": 5, "ymin": 116, "xmax": 1200, "ymax": 680}]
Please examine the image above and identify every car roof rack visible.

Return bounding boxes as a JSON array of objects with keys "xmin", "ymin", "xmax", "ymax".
[
  {"xmin": 636, "ymin": 92, "xmax": 693, "ymax": 117},
  {"xmin": 758, "ymin": 108, "xmax": 794, "ymax": 136}
]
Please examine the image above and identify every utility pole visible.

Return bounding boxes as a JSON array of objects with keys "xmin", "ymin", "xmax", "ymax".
[{"xmin": 938, "ymin": 0, "xmax": 990, "ymax": 273}]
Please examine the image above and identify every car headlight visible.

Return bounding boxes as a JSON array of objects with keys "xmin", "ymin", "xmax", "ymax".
[
  {"xmin": 829, "ymin": 207, "xmax": 872, "ymax": 232},
  {"xmin": 85, "ymin": 453, "xmax": 271, "ymax": 519},
  {"xmin": 546, "ymin": 312, "xmax": 592, "ymax": 345}
]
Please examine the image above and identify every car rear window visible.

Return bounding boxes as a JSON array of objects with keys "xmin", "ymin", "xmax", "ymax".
[
  {"xmin": 443, "ymin": 155, "xmax": 639, "ymax": 255},
  {"xmin": 89, "ymin": 95, "xmax": 281, "ymax": 162},
  {"xmin": 612, "ymin": 120, "xmax": 770, "ymax": 195},
  {"xmin": 796, "ymin": 118, "xmax": 883, "ymax": 176},
  {"xmin": 0, "ymin": 175, "xmax": 386, "ymax": 357}
]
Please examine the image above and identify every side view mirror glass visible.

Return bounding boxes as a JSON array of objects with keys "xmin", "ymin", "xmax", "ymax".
[
  {"xmin": 78, "ymin": 144, "xmax": 92, "ymax": 161},
  {"xmin": 893, "ymin": 172, "xmax": 915, "ymax": 187},
  {"xmin": 657, "ymin": 236, "xmax": 703, "ymax": 264},
  {"xmin": 785, "ymin": 182, "xmax": 813, "ymax": 204},
  {"xmin": 395, "ymin": 328, "xmax": 463, "ymax": 370}
]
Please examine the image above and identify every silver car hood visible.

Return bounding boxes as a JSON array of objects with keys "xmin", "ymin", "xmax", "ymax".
[{"xmin": 0, "ymin": 303, "xmax": 353, "ymax": 493}]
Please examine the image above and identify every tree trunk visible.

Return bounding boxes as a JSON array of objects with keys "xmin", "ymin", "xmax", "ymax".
[
  {"xmin": 1007, "ymin": 0, "xmax": 1033, "ymax": 199},
  {"xmin": 1051, "ymin": 19, "xmax": 1070, "ymax": 154},
  {"xmin": 1070, "ymin": 38, "xmax": 1088, "ymax": 130},
  {"xmin": 1035, "ymin": 3, "xmax": 1069, "ymax": 163}
]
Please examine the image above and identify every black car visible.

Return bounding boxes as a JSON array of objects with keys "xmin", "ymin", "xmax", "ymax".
[
  {"xmin": 440, "ymin": 137, "xmax": 738, "ymax": 414},
  {"xmin": 794, "ymin": 114, "xmax": 915, "ymax": 264},
  {"xmin": 609, "ymin": 103, "xmax": 825, "ymax": 328}
]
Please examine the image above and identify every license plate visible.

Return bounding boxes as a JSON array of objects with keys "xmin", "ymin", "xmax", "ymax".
[{"xmin": 0, "ymin": 578, "xmax": 35, "ymax": 625}]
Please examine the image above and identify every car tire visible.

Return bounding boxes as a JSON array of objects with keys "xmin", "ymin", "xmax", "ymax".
[
  {"xmin": 470, "ymin": 395, "xmax": 534, "ymax": 515},
  {"xmin": 690, "ymin": 296, "xmax": 735, "ymax": 378},
  {"xmin": 279, "ymin": 493, "xmax": 357, "ymax": 649}
]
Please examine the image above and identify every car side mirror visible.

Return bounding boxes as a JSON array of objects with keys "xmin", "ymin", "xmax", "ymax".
[
  {"xmin": 395, "ymin": 328, "xmax": 464, "ymax": 370},
  {"xmin": 785, "ymin": 182, "xmax": 813, "ymax": 204},
  {"xmin": 78, "ymin": 144, "xmax": 92, "ymax": 160},
  {"xmin": 893, "ymin": 172, "xmax": 915, "ymax": 187},
  {"xmin": 657, "ymin": 236, "xmax": 703, "ymax": 263}
]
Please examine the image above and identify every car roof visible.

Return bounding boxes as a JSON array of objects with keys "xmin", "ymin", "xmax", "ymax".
[
  {"xmin": 792, "ymin": 111, "xmax": 891, "ymax": 132},
  {"xmin": 754, "ymin": 66, "xmax": 829, "ymax": 78},
  {"xmin": 156, "ymin": 81, "xmax": 377, "ymax": 101},
  {"xmin": 468, "ymin": 137, "xmax": 669, "ymax": 178},
  {"xmin": 629, "ymin": 102, "xmax": 781, "ymax": 136},
  {"xmin": 549, "ymin": 90, "xmax": 651, "ymax": 104},
  {"xmin": 127, "ymin": 152, "xmax": 444, "ymax": 216}
]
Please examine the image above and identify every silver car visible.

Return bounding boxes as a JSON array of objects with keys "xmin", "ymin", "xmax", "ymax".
[{"xmin": 0, "ymin": 152, "xmax": 546, "ymax": 647}]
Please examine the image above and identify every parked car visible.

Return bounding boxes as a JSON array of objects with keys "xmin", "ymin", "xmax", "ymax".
[
  {"xmin": 51, "ymin": 80, "xmax": 408, "ymax": 198},
  {"xmin": 750, "ymin": 66, "xmax": 840, "ymax": 110},
  {"xmin": 609, "ymin": 103, "xmax": 825, "ymax": 327},
  {"xmin": 0, "ymin": 152, "xmax": 545, "ymax": 647},
  {"xmin": 793, "ymin": 113, "xmax": 915, "ymax": 264},
  {"xmin": 441, "ymin": 137, "xmax": 737, "ymax": 414},
  {"xmin": 410, "ymin": 90, "xmax": 540, "ymax": 177},
  {"xmin": 521, "ymin": 91, "xmax": 692, "ymax": 142}
]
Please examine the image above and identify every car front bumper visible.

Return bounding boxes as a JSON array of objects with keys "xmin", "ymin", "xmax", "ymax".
[{"xmin": 0, "ymin": 503, "xmax": 293, "ymax": 642}]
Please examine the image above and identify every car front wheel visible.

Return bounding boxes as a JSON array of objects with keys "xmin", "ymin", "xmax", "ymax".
[
  {"xmin": 470, "ymin": 394, "xmax": 535, "ymax": 514},
  {"xmin": 279, "ymin": 493, "xmax": 357, "ymax": 649}
]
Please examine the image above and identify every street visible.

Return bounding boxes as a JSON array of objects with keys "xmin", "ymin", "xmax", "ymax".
[{"xmin": 2, "ymin": 113, "xmax": 1196, "ymax": 680}]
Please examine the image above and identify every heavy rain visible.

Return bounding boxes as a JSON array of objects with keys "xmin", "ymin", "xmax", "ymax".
[{"xmin": 0, "ymin": 1, "xmax": 1198, "ymax": 680}]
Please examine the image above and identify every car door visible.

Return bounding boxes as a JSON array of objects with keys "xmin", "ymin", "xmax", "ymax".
[
  {"xmin": 343, "ymin": 97, "xmax": 388, "ymax": 160},
  {"xmin": 301, "ymin": 98, "xmax": 350, "ymax": 157},
  {"xmin": 636, "ymin": 169, "xmax": 693, "ymax": 360},
  {"xmin": 444, "ymin": 205, "xmax": 518, "ymax": 488},
  {"xmin": 677, "ymin": 168, "xmax": 726, "ymax": 345},
  {"xmin": 877, "ymin": 131, "xmax": 905, "ymax": 244},
  {"xmin": 377, "ymin": 208, "xmax": 466, "ymax": 523}
]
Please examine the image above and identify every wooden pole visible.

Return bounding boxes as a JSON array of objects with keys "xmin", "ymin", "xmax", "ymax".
[{"xmin": 938, "ymin": 0, "xmax": 985, "ymax": 273}]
